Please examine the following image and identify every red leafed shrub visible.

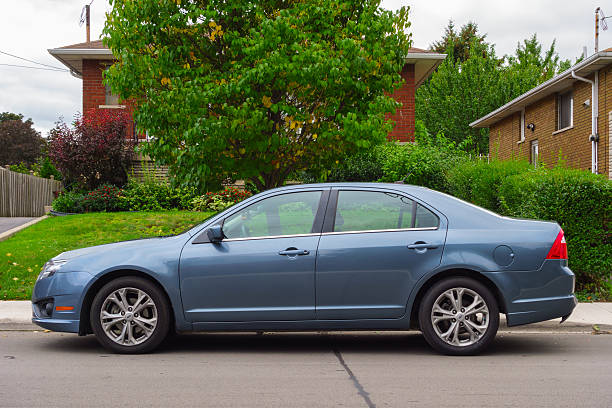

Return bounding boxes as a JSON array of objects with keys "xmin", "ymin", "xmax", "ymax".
[
  {"xmin": 81, "ymin": 184, "xmax": 126, "ymax": 212},
  {"xmin": 0, "ymin": 115, "xmax": 44, "ymax": 166},
  {"xmin": 48, "ymin": 109, "xmax": 135, "ymax": 190}
]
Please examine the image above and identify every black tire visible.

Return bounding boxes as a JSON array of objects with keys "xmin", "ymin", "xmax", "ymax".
[
  {"xmin": 418, "ymin": 277, "xmax": 499, "ymax": 356},
  {"xmin": 90, "ymin": 276, "xmax": 170, "ymax": 354}
]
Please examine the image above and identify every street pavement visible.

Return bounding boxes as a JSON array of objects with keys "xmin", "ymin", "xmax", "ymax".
[
  {"xmin": 0, "ymin": 217, "xmax": 35, "ymax": 234},
  {"xmin": 0, "ymin": 330, "xmax": 611, "ymax": 407}
]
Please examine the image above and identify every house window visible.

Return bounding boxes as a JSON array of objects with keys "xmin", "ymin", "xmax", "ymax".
[
  {"xmin": 530, "ymin": 140, "xmax": 539, "ymax": 168},
  {"xmin": 519, "ymin": 109, "xmax": 525, "ymax": 142},
  {"xmin": 105, "ymin": 84, "xmax": 120, "ymax": 106},
  {"xmin": 557, "ymin": 91, "xmax": 573, "ymax": 130}
]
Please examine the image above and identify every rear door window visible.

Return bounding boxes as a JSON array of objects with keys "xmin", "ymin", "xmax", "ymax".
[{"xmin": 333, "ymin": 190, "xmax": 438, "ymax": 232}]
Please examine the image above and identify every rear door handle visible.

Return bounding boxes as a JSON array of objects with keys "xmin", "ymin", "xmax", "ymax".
[
  {"xmin": 279, "ymin": 249, "xmax": 310, "ymax": 256},
  {"xmin": 407, "ymin": 242, "xmax": 439, "ymax": 250}
]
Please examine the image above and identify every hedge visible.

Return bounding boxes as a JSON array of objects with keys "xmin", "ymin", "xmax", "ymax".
[
  {"xmin": 446, "ymin": 160, "xmax": 611, "ymax": 292},
  {"xmin": 499, "ymin": 167, "xmax": 612, "ymax": 292}
]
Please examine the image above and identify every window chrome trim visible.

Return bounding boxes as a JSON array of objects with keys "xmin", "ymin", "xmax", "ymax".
[
  {"xmin": 222, "ymin": 232, "xmax": 321, "ymax": 242},
  {"xmin": 322, "ymin": 226, "xmax": 438, "ymax": 236}
]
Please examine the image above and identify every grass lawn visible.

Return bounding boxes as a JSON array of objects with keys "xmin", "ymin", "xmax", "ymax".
[{"xmin": 0, "ymin": 211, "xmax": 213, "ymax": 300}]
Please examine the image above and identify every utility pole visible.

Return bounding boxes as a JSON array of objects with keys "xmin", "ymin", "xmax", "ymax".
[
  {"xmin": 595, "ymin": 7, "xmax": 600, "ymax": 53},
  {"xmin": 86, "ymin": 4, "xmax": 91, "ymax": 42}
]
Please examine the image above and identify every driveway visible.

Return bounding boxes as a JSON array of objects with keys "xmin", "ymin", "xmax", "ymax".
[
  {"xmin": 1, "ymin": 331, "xmax": 611, "ymax": 407},
  {"xmin": 0, "ymin": 217, "xmax": 35, "ymax": 234}
]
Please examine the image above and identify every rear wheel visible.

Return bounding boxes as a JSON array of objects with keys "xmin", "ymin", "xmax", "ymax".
[
  {"xmin": 418, "ymin": 277, "xmax": 499, "ymax": 355},
  {"xmin": 90, "ymin": 277, "xmax": 170, "ymax": 354}
]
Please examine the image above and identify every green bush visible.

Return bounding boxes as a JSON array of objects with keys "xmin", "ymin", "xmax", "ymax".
[
  {"xmin": 326, "ymin": 151, "xmax": 384, "ymax": 182},
  {"xmin": 120, "ymin": 179, "xmax": 198, "ymax": 211},
  {"xmin": 499, "ymin": 168, "xmax": 612, "ymax": 292},
  {"xmin": 37, "ymin": 156, "xmax": 62, "ymax": 180},
  {"xmin": 190, "ymin": 187, "xmax": 252, "ymax": 212},
  {"xmin": 52, "ymin": 191, "xmax": 85, "ymax": 213},
  {"xmin": 378, "ymin": 125, "xmax": 467, "ymax": 192},
  {"xmin": 446, "ymin": 159, "xmax": 532, "ymax": 213}
]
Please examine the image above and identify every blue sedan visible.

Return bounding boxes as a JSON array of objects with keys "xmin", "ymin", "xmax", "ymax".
[{"xmin": 32, "ymin": 183, "xmax": 576, "ymax": 355}]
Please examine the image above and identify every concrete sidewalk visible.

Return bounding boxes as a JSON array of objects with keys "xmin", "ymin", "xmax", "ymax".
[
  {"xmin": 0, "ymin": 216, "xmax": 47, "ymax": 242},
  {"xmin": 2, "ymin": 301, "xmax": 611, "ymax": 331}
]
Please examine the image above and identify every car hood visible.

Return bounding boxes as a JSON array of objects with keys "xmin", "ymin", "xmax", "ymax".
[{"xmin": 54, "ymin": 237, "xmax": 169, "ymax": 261}]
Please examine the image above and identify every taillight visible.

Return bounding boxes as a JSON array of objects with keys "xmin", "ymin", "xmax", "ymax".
[{"xmin": 546, "ymin": 229, "xmax": 568, "ymax": 259}]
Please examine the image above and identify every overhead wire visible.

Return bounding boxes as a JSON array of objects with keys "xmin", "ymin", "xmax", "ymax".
[
  {"xmin": 0, "ymin": 50, "xmax": 68, "ymax": 71},
  {"xmin": 0, "ymin": 63, "xmax": 68, "ymax": 72}
]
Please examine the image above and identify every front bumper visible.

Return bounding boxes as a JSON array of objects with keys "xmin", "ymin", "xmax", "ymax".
[
  {"xmin": 483, "ymin": 259, "xmax": 577, "ymax": 327},
  {"xmin": 31, "ymin": 271, "xmax": 93, "ymax": 334}
]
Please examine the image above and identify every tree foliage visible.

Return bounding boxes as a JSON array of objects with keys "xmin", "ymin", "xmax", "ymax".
[
  {"xmin": 48, "ymin": 109, "xmax": 134, "ymax": 190},
  {"xmin": 0, "ymin": 112, "xmax": 44, "ymax": 166},
  {"xmin": 418, "ymin": 29, "xmax": 579, "ymax": 153},
  {"xmin": 103, "ymin": 0, "xmax": 412, "ymax": 190},
  {"xmin": 430, "ymin": 20, "xmax": 487, "ymax": 63}
]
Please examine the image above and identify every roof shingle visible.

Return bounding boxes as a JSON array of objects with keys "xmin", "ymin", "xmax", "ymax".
[{"xmin": 59, "ymin": 39, "xmax": 108, "ymax": 50}]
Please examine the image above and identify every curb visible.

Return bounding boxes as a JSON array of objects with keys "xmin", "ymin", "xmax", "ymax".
[{"xmin": 0, "ymin": 215, "xmax": 48, "ymax": 242}]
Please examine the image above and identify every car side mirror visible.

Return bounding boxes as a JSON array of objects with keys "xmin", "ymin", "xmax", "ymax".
[{"xmin": 206, "ymin": 225, "xmax": 225, "ymax": 243}]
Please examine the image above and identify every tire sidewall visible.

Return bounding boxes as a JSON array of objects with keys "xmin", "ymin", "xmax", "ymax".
[
  {"xmin": 418, "ymin": 277, "xmax": 500, "ymax": 356},
  {"xmin": 90, "ymin": 276, "xmax": 170, "ymax": 354}
]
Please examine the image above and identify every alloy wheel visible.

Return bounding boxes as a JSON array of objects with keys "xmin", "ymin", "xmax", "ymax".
[
  {"xmin": 99, "ymin": 287, "xmax": 158, "ymax": 346},
  {"xmin": 430, "ymin": 287, "xmax": 490, "ymax": 347}
]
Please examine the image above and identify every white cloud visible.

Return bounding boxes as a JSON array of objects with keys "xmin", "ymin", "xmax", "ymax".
[
  {"xmin": 1, "ymin": 0, "xmax": 610, "ymax": 136},
  {"xmin": 383, "ymin": 0, "xmax": 608, "ymax": 59}
]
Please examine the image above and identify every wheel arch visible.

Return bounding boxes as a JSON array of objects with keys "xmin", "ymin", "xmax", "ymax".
[
  {"xmin": 409, "ymin": 268, "xmax": 507, "ymax": 329},
  {"xmin": 78, "ymin": 269, "xmax": 175, "ymax": 336}
]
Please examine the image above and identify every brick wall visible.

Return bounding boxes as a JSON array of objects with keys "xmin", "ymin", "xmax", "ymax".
[
  {"xmin": 82, "ymin": 59, "xmax": 139, "ymax": 140},
  {"xmin": 489, "ymin": 65, "xmax": 612, "ymax": 178},
  {"xmin": 386, "ymin": 63, "xmax": 415, "ymax": 142}
]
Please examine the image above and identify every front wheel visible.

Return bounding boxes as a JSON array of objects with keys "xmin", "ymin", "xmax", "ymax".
[
  {"xmin": 418, "ymin": 277, "xmax": 499, "ymax": 355},
  {"xmin": 90, "ymin": 277, "xmax": 170, "ymax": 354}
]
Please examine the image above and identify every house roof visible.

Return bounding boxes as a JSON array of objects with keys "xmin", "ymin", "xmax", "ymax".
[
  {"xmin": 405, "ymin": 48, "xmax": 447, "ymax": 87},
  {"xmin": 470, "ymin": 48, "xmax": 612, "ymax": 128},
  {"xmin": 49, "ymin": 41, "xmax": 446, "ymax": 86},
  {"xmin": 48, "ymin": 40, "xmax": 113, "ymax": 77}
]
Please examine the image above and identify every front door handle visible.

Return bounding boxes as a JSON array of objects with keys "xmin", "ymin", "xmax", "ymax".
[
  {"xmin": 407, "ymin": 242, "xmax": 439, "ymax": 250},
  {"xmin": 278, "ymin": 248, "xmax": 310, "ymax": 256}
]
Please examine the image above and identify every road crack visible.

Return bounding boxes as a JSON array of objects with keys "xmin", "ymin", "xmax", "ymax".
[{"xmin": 332, "ymin": 347, "xmax": 376, "ymax": 408}]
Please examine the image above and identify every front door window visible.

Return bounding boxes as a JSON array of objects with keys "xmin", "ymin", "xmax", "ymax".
[{"xmin": 223, "ymin": 191, "xmax": 322, "ymax": 239}]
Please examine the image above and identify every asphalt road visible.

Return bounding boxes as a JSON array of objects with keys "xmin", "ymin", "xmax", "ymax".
[
  {"xmin": 1, "ymin": 330, "xmax": 611, "ymax": 407},
  {"xmin": 0, "ymin": 217, "xmax": 35, "ymax": 234}
]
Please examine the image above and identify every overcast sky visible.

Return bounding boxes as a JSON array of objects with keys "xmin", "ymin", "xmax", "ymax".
[{"xmin": 1, "ymin": 0, "xmax": 609, "ymax": 136}]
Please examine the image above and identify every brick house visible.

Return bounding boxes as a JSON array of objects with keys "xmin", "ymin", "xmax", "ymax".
[
  {"xmin": 470, "ymin": 48, "xmax": 612, "ymax": 179},
  {"xmin": 48, "ymin": 40, "xmax": 445, "ymax": 143}
]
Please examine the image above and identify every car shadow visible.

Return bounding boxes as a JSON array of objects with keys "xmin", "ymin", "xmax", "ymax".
[{"xmin": 39, "ymin": 330, "xmax": 570, "ymax": 356}]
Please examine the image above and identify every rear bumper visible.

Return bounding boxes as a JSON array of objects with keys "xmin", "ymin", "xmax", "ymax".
[
  {"xmin": 505, "ymin": 294, "xmax": 577, "ymax": 326},
  {"xmin": 483, "ymin": 259, "xmax": 577, "ymax": 327}
]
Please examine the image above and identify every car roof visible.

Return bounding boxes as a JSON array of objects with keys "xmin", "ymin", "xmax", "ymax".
[
  {"xmin": 266, "ymin": 182, "xmax": 505, "ymax": 228},
  {"xmin": 265, "ymin": 182, "xmax": 432, "ymax": 194}
]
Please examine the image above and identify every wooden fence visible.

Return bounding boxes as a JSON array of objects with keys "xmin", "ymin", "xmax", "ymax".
[{"xmin": 0, "ymin": 167, "xmax": 62, "ymax": 217}]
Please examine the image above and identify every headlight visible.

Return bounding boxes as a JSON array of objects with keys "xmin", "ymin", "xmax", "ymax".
[{"xmin": 37, "ymin": 260, "xmax": 67, "ymax": 281}]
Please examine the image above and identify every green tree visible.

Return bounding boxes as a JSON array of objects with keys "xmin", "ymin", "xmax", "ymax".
[
  {"xmin": 418, "ymin": 30, "xmax": 579, "ymax": 153},
  {"xmin": 430, "ymin": 20, "xmax": 487, "ymax": 63},
  {"xmin": 416, "ymin": 42, "xmax": 504, "ymax": 153},
  {"xmin": 103, "ymin": 0, "xmax": 412, "ymax": 191},
  {"xmin": 0, "ymin": 112, "xmax": 27, "ymax": 123},
  {"xmin": 507, "ymin": 34, "xmax": 568, "ymax": 84}
]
